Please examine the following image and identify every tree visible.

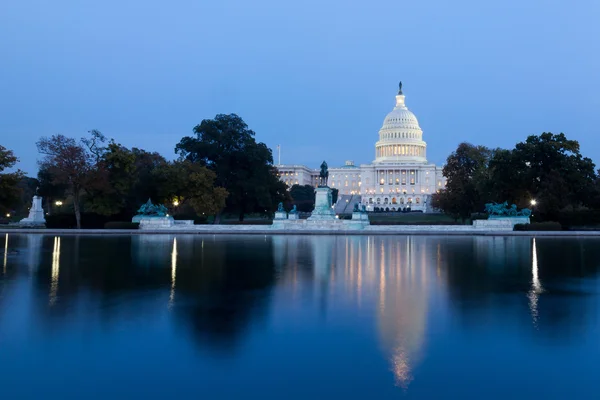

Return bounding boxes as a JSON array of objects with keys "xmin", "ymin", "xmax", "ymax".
[
  {"xmin": 433, "ymin": 143, "xmax": 493, "ymax": 221},
  {"xmin": 176, "ymin": 114, "xmax": 287, "ymax": 222},
  {"xmin": 490, "ymin": 132, "xmax": 597, "ymax": 217},
  {"xmin": 154, "ymin": 161, "xmax": 228, "ymax": 217},
  {"xmin": 36, "ymin": 132, "xmax": 106, "ymax": 229},
  {"xmin": 290, "ymin": 184, "xmax": 315, "ymax": 212},
  {"xmin": 37, "ymin": 166, "xmax": 69, "ymax": 214},
  {"xmin": 0, "ymin": 145, "xmax": 24, "ymax": 215}
]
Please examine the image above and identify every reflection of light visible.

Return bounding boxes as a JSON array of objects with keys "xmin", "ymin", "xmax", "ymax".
[
  {"xmin": 169, "ymin": 238, "xmax": 177, "ymax": 308},
  {"xmin": 392, "ymin": 347, "xmax": 414, "ymax": 389},
  {"xmin": 50, "ymin": 236, "xmax": 60, "ymax": 306},
  {"xmin": 3, "ymin": 234, "xmax": 7, "ymax": 275},
  {"xmin": 528, "ymin": 238, "xmax": 543, "ymax": 326}
]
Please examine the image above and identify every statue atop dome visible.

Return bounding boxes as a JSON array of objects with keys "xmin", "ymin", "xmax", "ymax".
[{"xmin": 398, "ymin": 81, "xmax": 403, "ymax": 95}]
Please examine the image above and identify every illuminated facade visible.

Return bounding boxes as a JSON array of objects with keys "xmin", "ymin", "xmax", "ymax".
[{"xmin": 276, "ymin": 84, "xmax": 446, "ymax": 212}]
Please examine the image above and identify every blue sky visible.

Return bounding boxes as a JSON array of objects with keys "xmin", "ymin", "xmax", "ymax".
[{"xmin": 1, "ymin": 0, "xmax": 599, "ymax": 175}]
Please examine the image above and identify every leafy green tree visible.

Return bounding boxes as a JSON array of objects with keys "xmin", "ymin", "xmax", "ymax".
[
  {"xmin": 331, "ymin": 188, "xmax": 339, "ymax": 205},
  {"xmin": 176, "ymin": 114, "xmax": 288, "ymax": 222},
  {"xmin": 0, "ymin": 145, "xmax": 24, "ymax": 215},
  {"xmin": 432, "ymin": 143, "xmax": 493, "ymax": 221},
  {"xmin": 154, "ymin": 160, "xmax": 228, "ymax": 217},
  {"xmin": 84, "ymin": 141, "xmax": 170, "ymax": 217},
  {"xmin": 490, "ymin": 133, "xmax": 597, "ymax": 217},
  {"xmin": 37, "ymin": 166, "xmax": 69, "ymax": 214},
  {"xmin": 290, "ymin": 184, "xmax": 315, "ymax": 212}
]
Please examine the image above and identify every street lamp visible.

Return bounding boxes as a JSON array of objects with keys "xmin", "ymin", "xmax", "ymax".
[
  {"xmin": 173, "ymin": 200, "xmax": 180, "ymax": 207},
  {"xmin": 55, "ymin": 201, "xmax": 63, "ymax": 206},
  {"xmin": 530, "ymin": 199, "xmax": 537, "ymax": 217}
]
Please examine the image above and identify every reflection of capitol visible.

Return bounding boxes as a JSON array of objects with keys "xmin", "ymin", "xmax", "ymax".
[{"xmin": 273, "ymin": 235, "xmax": 440, "ymax": 388}]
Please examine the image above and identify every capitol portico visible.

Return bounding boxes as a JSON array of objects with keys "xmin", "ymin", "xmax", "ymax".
[{"xmin": 276, "ymin": 83, "xmax": 446, "ymax": 212}]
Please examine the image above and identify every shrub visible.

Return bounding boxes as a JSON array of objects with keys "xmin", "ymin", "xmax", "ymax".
[
  {"xmin": 104, "ymin": 221, "xmax": 139, "ymax": 230},
  {"xmin": 514, "ymin": 222, "xmax": 562, "ymax": 231},
  {"xmin": 173, "ymin": 214, "xmax": 208, "ymax": 224},
  {"xmin": 555, "ymin": 210, "xmax": 600, "ymax": 229},
  {"xmin": 46, "ymin": 213, "xmax": 117, "ymax": 229}
]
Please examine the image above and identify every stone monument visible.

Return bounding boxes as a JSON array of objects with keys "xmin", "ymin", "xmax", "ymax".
[
  {"xmin": 274, "ymin": 202, "xmax": 287, "ymax": 220},
  {"xmin": 481, "ymin": 202, "xmax": 531, "ymax": 228},
  {"xmin": 350, "ymin": 202, "xmax": 370, "ymax": 226},
  {"xmin": 288, "ymin": 205, "xmax": 299, "ymax": 220},
  {"xmin": 133, "ymin": 199, "xmax": 174, "ymax": 228},
  {"xmin": 307, "ymin": 161, "xmax": 336, "ymax": 221},
  {"xmin": 19, "ymin": 193, "xmax": 46, "ymax": 226}
]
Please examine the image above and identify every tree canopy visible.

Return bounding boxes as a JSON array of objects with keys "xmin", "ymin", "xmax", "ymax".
[
  {"xmin": 176, "ymin": 114, "xmax": 289, "ymax": 221},
  {"xmin": 0, "ymin": 145, "xmax": 24, "ymax": 215},
  {"xmin": 36, "ymin": 132, "xmax": 104, "ymax": 228},
  {"xmin": 434, "ymin": 133, "xmax": 599, "ymax": 220}
]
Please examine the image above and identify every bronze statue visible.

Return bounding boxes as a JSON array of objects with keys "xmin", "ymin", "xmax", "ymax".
[
  {"xmin": 398, "ymin": 81, "xmax": 403, "ymax": 95},
  {"xmin": 319, "ymin": 161, "xmax": 329, "ymax": 186}
]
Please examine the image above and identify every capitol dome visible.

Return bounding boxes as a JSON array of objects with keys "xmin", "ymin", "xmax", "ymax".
[{"xmin": 375, "ymin": 83, "xmax": 427, "ymax": 163}]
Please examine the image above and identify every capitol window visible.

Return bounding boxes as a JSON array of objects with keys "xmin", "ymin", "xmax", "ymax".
[{"xmin": 380, "ymin": 179, "xmax": 384, "ymax": 185}]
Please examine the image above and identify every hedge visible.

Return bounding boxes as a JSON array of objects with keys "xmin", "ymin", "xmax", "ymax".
[
  {"xmin": 514, "ymin": 222, "xmax": 562, "ymax": 231},
  {"xmin": 104, "ymin": 221, "xmax": 139, "ymax": 230}
]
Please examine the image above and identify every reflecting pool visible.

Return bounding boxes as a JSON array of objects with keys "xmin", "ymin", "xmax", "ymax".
[{"xmin": 1, "ymin": 234, "xmax": 600, "ymax": 398}]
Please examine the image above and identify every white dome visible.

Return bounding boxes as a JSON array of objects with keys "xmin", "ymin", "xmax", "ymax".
[
  {"xmin": 375, "ymin": 88, "xmax": 427, "ymax": 163},
  {"xmin": 382, "ymin": 108, "xmax": 421, "ymax": 131}
]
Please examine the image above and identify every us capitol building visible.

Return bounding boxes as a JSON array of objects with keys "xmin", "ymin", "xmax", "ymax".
[{"xmin": 276, "ymin": 83, "xmax": 446, "ymax": 212}]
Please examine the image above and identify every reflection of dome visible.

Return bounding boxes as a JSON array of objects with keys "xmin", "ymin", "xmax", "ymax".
[{"xmin": 375, "ymin": 85, "xmax": 427, "ymax": 163}]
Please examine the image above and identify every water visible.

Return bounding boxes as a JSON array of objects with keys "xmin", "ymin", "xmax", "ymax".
[{"xmin": 1, "ymin": 234, "xmax": 599, "ymax": 399}]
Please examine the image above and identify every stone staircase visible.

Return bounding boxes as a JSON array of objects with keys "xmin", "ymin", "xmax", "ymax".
[{"xmin": 334, "ymin": 194, "xmax": 362, "ymax": 215}]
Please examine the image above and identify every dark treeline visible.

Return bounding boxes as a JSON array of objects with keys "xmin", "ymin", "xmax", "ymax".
[
  {"xmin": 432, "ymin": 132, "xmax": 600, "ymax": 226},
  {"xmin": 1, "ymin": 114, "xmax": 289, "ymax": 228}
]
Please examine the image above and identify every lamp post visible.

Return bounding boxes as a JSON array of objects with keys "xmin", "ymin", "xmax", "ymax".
[{"xmin": 530, "ymin": 199, "xmax": 537, "ymax": 218}]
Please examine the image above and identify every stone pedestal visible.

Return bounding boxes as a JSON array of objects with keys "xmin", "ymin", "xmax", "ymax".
[
  {"xmin": 19, "ymin": 196, "xmax": 46, "ymax": 226},
  {"xmin": 307, "ymin": 187, "xmax": 335, "ymax": 221},
  {"xmin": 139, "ymin": 216, "xmax": 175, "ymax": 229},
  {"xmin": 352, "ymin": 212, "xmax": 370, "ymax": 222},
  {"xmin": 288, "ymin": 213, "xmax": 299, "ymax": 220},
  {"xmin": 488, "ymin": 216, "xmax": 530, "ymax": 228},
  {"xmin": 274, "ymin": 211, "xmax": 288, "ymax": 220}
]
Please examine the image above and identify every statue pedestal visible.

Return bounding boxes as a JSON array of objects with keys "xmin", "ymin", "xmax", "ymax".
[
  {"xmin": 274, "ymin": 211, "xmax": 288, "ymax": 220},
  {"xmin": 307, "ymin": 187, "xmax": 335, "ymax": 221},
  {"xmin": 139, "ymin": 216, "xmax": 175, "ymax": 229},
  {"xmin": 352, "ymin": 212, "xmax": 369, "ymax": 222},
  {"xmin": 288, "ymin": 213, "xmax": 299, "ymax": 220},
  {"xmin": 19, "ymin": 196, "xmax": 46, "ymax": 226}
]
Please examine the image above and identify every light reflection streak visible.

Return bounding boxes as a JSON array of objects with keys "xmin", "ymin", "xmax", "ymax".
[
  {"xmin": 528, "ymin": 238, "xmax": 543, "ymax": 326},
  {"xmin": 49, "ymin": 236, "xmax": 60, "ymax": 306},
  {"xmin": 3, "ymin": 233, "xmax": 7, "ymax": 275},
  {"xmin": 169, "ymin": 238, "xmax": 177, "ymax": 308}
]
